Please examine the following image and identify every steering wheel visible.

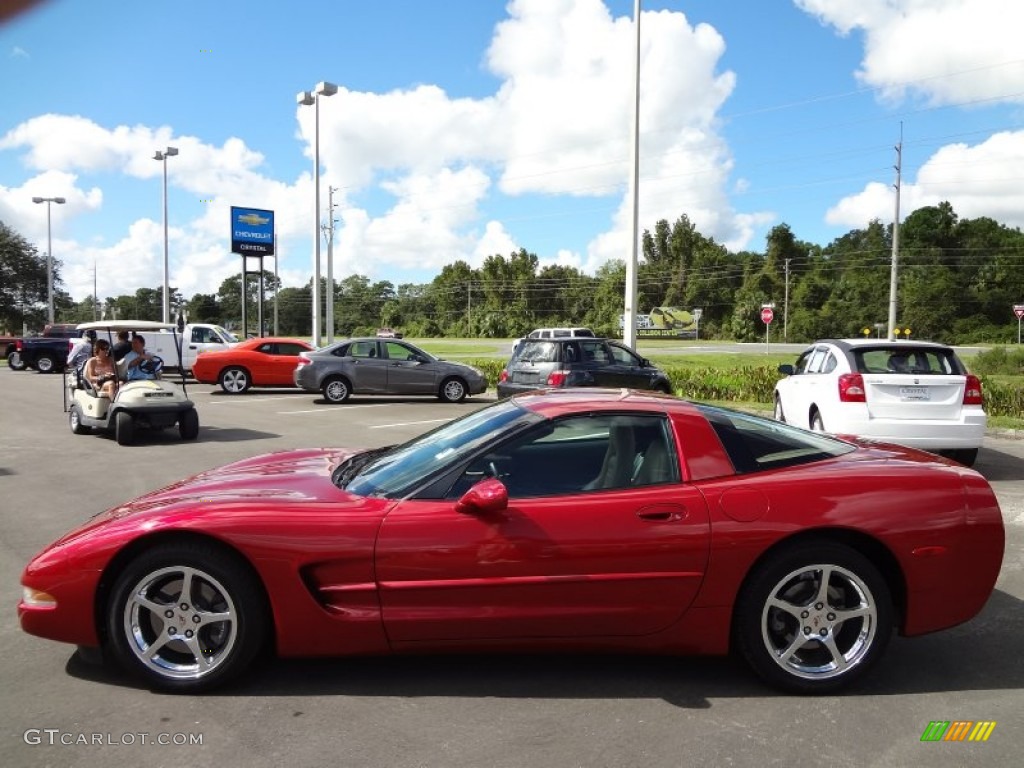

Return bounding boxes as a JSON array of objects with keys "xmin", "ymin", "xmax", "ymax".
[{"xmin": 139, "ymin": 356, "xmax": 164, "ymax": 375}]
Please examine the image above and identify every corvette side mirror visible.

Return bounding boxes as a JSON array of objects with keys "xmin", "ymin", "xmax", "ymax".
[{"xmin": 455, "ymin": 477, "xmax": 508, "ymax": 515}]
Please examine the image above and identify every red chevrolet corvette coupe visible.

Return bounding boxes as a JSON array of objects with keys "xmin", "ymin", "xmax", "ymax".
[
  {"xmin": 191, "ymin": 336, "xmax": 314, "ymax": 394},
  {"xmin": 19, "ymin": 390, "xmax": 1004, "ymax": 694}
]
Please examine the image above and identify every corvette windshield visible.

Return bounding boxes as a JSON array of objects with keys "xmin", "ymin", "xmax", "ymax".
[{"xmin": 344, "ymin": 399, "xmax": 536, "ymax": 498}]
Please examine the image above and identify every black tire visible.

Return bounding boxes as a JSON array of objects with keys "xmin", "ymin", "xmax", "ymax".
[
  {"xmin": 810, "ymin": 409, "xmax": 825, "ymax": 433},
  {"xmin": 774, "ymin": 395, "xmax": 786, "ymax": 423},
  {"xmin": 322, "ymin": 376, "xmax": 350, "ymax": 404},
  {"xmin": 36, "ymin": 353, "xmax": 56, "ymax": 373},
  {"xmin": 8, "ymin": 351, "xmax": 26, "ymax": 371},
  {"xmin": 104, "ymin": 541, "xmax": 268, "ymax": 692},
  {"xmin": 69, "ymin": 404, "xmax": 90, "ymax": 435},
  {"xmin": 219, "ymin": 367, "xmax": 250, "ymax": 394},
  {"xmin": 179, "ymin": 408, "xmax": 200, "ymax": 440},
  {"xmin": 438, "ymin": 377, "xmax": 467, "ymax": 403},
  {"xmin": 115, "ymin": 411, "xmax": 135, "ymax": 445},
  {"xmin": 734, "ymin": 540, "xmax": 893, "ymax": 694}
]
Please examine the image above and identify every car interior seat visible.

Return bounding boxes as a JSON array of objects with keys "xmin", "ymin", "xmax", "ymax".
[
  {"xmin": 887, "ymin": 354, "xmax": 909, "ymax": 373},
  {"xmin": 632, "ymin": 437, "xmax": 672, "ymax": 485},
  {"xmin": 585, "ymin": 423, "xmax": 636, "ymax": 490}
]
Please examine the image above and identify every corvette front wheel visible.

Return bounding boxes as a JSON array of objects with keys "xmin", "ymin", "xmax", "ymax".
[
  {"xmin": 105, "ymin": 541, "xmax": 267, "ymax": 692},
  {"xmin": 734, "ymin": 541, "xmax": 893, "ymax": 694}
]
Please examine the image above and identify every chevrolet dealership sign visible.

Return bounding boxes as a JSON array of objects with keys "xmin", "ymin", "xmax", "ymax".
[{"xmin": 230, "ymin": 206, "xmax": 275, "ymax": 255}]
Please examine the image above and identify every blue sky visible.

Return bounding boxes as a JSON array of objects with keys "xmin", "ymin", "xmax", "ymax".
[{"xmin": 2, "ymin": 0, "xmax": 1023, "ymax": 305}]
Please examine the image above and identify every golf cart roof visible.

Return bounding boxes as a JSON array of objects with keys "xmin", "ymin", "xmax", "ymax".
[{"xmin": 77, "ymin": 320, "xmax": 178, "ymax": 332}]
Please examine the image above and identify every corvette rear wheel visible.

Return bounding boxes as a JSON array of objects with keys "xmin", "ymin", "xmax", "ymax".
[
  {"xmin": 735, "ymin": 541, "xmax": 893, "ymax": 694},
  {"xmin": 106, "ymin": 542, "xmax": 267, "ymax": 692}
]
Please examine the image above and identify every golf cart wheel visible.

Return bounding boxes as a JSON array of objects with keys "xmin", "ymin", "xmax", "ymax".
[
  {"xmin": 179, "ymin": 408, "xmax": 200, "ymax": 441},
  {"xmin": 8, "ymin": 351, "xmax": 26, "ymax": 371},
  {"xmin": 219, "ymin": 367, "xmax": 250, "ymax": 394},
  {"xmin": 69, "ymin": 405, "xmax": 90, "ymax": 435},
  {"xmin": 115, "ymin": 411, "xmax": 135, "ymax": 445}
]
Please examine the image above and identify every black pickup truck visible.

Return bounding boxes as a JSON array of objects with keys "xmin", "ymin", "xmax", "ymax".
[{"xmin": 7, "ymin": 324, "xmax": 82, "ymax": 372}]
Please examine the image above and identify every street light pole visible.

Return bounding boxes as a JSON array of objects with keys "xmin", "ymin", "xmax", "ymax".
[
  {"xmin": 31, "ymin": 195, "xmax": 66, "ymax": 325},
  {"xmin": 624, "ymin": 0, "xmax": 641, "ymax": 348},
  {"xmin": 153, "ymin": 147, "xmax": 178, "ymax": 323},
  {"xmin": 297, "ymin": 81, "xmax": 338, "ymax": 346}
]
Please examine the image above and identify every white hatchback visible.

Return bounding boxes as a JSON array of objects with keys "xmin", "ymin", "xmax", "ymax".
[{"xmin": 773, "ymin": 339, "xmax": 985, "ymax": 466}]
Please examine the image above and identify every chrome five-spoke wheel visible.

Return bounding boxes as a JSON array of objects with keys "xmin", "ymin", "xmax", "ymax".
[
  {"xmin": 107, "ymin": 542, "xmax": 266, "ymax": 691},
  {"xmin": 735, "ymin": 541, "xmax": 892, "ymax": 693},
  {"xmin": 122, "ymin": 565, "xmax": 238, "ymax": 681}
]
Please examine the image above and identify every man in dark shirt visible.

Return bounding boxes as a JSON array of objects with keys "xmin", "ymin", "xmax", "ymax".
[{"xmin": 112, "ymin": 330, "xmax": 132, "ymax": 362}]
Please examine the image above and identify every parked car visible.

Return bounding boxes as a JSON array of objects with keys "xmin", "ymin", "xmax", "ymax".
[
  {"xmin": 773, "ymin": 339, "xmax": 985, "ymax": 466},
  {"xmin": 524, "ymin": 326, "xmax": 595, "ymax": 340},
  {"xmin": 192, "ymin": 336, "xmax": 314, "ymax": 394},
  {"xmin": 294, "ymin": 337, "xmax": 487, "ymax": 403},
  {"xmin": 8, "ymin": 323, "xmax": 82, "ymax": 372},
  {"xmin": 376, "ymin": 327, "xmax": 403, "ymax": 339},
  {"xmin": 498, "ymin": 337, "xmax": 672, "ymax": 398},
  {"xmin": 19, "ymin": 390, "xmax": 1004, "ymax": 693}
]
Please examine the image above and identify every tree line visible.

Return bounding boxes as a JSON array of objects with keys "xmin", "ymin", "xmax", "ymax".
[{"xmin": 3, "ymin": 200, "xmax": 1023, "ymax": 344}]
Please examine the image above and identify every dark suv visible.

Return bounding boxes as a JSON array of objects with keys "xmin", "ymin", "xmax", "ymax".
[{"xmin": 497, "ymin": 337, "xmax": 672, "ymax": 398}]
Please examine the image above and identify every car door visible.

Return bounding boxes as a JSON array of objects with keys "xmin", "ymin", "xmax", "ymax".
[
  {"xmin": 249, "ymin": 342, "xmax": 278, "ymax": 383},
  {"xmin": 185, "ymin": 326, "xmax": 229, "ymax": 369},
  {"xmin": 778, "ymin": 347, "xmax": 821, "ymax": 428},
  {"xmin": 607, "ymin": 341, "xmax": 654, "ymax": 388},
  {"xmin": 382, "ymin": 341, "xmax": 436, "ymax": 395},
  {"xmin": 346, "ymin": 340, "xmax": 387, "ymax": 392},
  {"xmin": 576, "ymin": 339, "xmax": 616, "ymax": 387},
  {"xmin": 374, "ymin": 412, "xmax": 711, "ymax": 642},
  {"xmin": 263, "ymin": 341, "xmax": 310, "ymax": 386}
]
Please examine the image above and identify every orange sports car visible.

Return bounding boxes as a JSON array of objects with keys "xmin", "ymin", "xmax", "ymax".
[{"xmin": 191, "ymin": 336, "xmax": 314, "ymax": 393}]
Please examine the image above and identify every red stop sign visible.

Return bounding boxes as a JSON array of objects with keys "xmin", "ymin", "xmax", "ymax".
[{"xmin": 761, "ymin": 307, "xmax": 774, "ymax": 324}]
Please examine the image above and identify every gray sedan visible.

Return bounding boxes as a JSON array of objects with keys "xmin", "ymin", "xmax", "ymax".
[{"xmin": 294, "ymin": 337, "xmax": 488, "ymax": 404}]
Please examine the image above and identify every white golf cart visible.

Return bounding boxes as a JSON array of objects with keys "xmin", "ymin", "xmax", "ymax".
[{"xmin": 65, "ymin": 320, "xmax": 199, "ymax": 445}]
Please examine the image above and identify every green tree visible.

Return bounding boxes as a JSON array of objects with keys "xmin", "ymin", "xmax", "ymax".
[{"xmin": 0, "ymin": 221, "xmax": 49, "ymax": 332}]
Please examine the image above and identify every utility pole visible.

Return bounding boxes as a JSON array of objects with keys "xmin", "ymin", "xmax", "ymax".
[
  {"xmin": 784, "ymin": 257, "xmax": 790, "ymax": 342},
  {"xmin": 323, "ymin": 186, "xmax": 339, "ymax": 344},
  {"xmin": 93, "ymin": 260, "xmax": 98, "ymax": 320},
  {"xmin": 887, "ymin": 126, "xmax": 903, "ymax": 341},
  {"xmin": 467, "ymin": 282, "xmax": 472, "ymax": 336}
]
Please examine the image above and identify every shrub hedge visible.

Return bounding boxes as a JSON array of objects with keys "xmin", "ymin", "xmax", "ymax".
[{"xmin": 467, "ymin": 359, "xmax": 1024, "ymax": 419}]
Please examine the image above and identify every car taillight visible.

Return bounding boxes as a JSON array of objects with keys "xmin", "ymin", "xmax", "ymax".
[
  {"xmin": 68, "ymin": 340, "xmax": 74, "ymax": 352},
  {"xmin": 546, "ymin": 370, "xmax": 568, "ymax": 386},
  {"xmin": 498, "ymin": 369, "xmax": 508, "ymax": 383},
  {"xmin": 15, "ymin": 340, "xmax": 22, "ymax": 351},
  {"xmin": 296, "ymin": 357, "xmax": 311, "ymax": 367},
  {"xmin": 963, "ymin": 374, "xmax": 983, "ymax": 405},
  {"xmin": 838, "ymin": 373, "xmax": 866, "ymax": 402}
]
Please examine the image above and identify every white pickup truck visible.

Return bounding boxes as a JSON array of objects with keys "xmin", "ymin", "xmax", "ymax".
[{"xmin": 124, "ymin": 323, "xmax": 239, "ymax": 373}]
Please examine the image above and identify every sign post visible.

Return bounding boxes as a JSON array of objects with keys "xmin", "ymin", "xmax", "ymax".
[
  {"xmin": 230, "ymin": 207, "xmax": 275, "ymax": 338},
  {"xmin": 693, "ymin": 308, "xmax": 703, "ymax": 342},
  {"xmin": 1014, "ymin": 304, "xmax": 1024, "ymax": 344},
  {"xmin": 761, "ymin": 304, "xmax": 775, "ymax": 351}
]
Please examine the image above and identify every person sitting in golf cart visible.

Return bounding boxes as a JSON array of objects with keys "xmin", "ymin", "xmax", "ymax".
[
  {"xmin": 122, "ymin": 335, "xmax": 160, "ymax": 381},
  {"xmin": 83, "ymin": 339, "xmax": 118, "ymax": 397}
]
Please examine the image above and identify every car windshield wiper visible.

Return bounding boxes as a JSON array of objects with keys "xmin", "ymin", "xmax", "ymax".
[{"xmin": 332, "ymin": 445, "xmax": 394, "ymax": 489}]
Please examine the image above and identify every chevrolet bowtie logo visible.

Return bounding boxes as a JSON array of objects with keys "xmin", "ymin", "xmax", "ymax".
[{"xmin": 237, "ymin": 213, "xmax": 270, "ymax": 226}]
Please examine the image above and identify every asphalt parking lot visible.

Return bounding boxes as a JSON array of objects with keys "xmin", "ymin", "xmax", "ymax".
[{"xmin": 2, "ymin": 371, "xmax": 1021, "ymax": 768}]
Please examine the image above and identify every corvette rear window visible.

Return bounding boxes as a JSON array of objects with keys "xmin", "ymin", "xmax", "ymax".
[{"xmin": 696, "ymin": 405, "xmax": 855, "ymax": 474}]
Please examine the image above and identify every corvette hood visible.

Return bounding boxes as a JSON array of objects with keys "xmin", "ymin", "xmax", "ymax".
[{"xmin": 55, "ymin": 448, "xmax": 368, "ymax": 544}]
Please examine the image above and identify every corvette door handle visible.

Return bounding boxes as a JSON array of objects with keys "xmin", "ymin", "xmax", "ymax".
[{"xmin": 637, "ymin": 506, "xmax": 685, "ymax": 522}]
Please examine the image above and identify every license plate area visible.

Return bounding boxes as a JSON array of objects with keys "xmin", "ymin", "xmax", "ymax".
[{"xmin": 899, "ymin": 386, "xmax": 929, "ymax": 401}]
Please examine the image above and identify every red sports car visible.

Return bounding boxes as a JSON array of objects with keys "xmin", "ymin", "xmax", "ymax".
[
  {"xmin": 19, "ymin": 390, "xmax": 1004, "ymax": 694},
  {"xmin": 191, "ymin": 336, "xmax": 314, "ymax": 393}
]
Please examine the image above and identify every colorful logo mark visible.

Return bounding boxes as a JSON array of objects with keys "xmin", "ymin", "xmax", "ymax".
[{"xmin": 920, "ymin": 721, "xmax": 996, "ymax": 742}]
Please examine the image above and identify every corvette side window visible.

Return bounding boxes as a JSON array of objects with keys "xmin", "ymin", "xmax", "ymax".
[{"xmin": 448, "ymin": 414, "xmax": 676, "ymax": 499}]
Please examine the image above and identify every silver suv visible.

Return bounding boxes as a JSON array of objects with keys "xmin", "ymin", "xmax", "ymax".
[{"xmin": 497, "ymin": 337, "xmax": 672, "ymax": 398}]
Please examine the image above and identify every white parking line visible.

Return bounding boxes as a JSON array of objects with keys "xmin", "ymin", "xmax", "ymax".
[
  {"xmin": 277, "ymin": 403, "xmax": 394, "ymax": 415},
  {"xmin": 370, "ymin": 418, "xmax": 453, "ymax": 430},
  {"xmin": 201, "ymin": 396, "xmax": 291, "ymax": 405}
]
